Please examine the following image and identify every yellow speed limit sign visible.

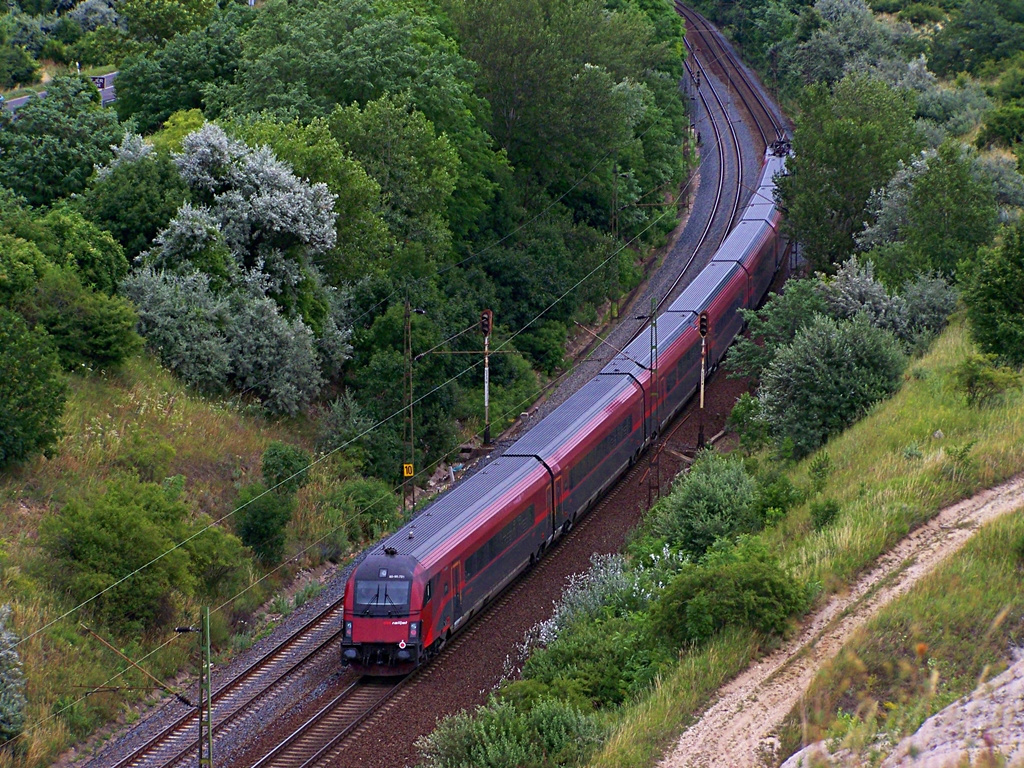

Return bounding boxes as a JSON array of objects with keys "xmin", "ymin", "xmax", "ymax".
[{"xmin": 403, "ymin": 463, "xmax": 414, "ymax": 478}]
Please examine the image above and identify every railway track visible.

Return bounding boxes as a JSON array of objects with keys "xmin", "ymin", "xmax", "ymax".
[
  {"xmin": 101, "ymin": 9, "xmax": 789, "ymax": 768},
  {"xmin": 675, "ymin": 2, "xmax": 786, "ymax": 148},
  {"xmin": 243, "ymin": 439, "xmax": 665, "ymax": 768},
  {"xmin": 236, "ymin": 8, "xmax": 790, "ymax": 766},
  {"xmin": 103, "ymin": 599, "xmax": 345, "ymax": 768}
]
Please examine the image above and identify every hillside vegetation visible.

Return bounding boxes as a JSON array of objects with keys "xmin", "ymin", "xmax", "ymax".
[{"xmin": 416, "ymin": 314, "xmax": 1024, "ymax": 768}]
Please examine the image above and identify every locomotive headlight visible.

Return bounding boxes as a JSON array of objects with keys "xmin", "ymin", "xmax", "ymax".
[
  {"xmin": 409, "ymin": 621, "xmax": 419, "ymax": 640},
  {"xmin": 344, "ymin": 621, "xmax": 353, "ymax": 638}
]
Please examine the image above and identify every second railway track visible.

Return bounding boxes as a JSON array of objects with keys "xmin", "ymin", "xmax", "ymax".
[
  {"xmin": 97, "ymin": 7, "xmax": 789, "ymax": 768},
  {"xmin": 104, "ymin": 599, "xmax": 345, "ymax": 768}
]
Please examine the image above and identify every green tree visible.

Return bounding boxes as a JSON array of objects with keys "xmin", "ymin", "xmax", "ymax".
[
  {"xmin": 78, "ymin": 151, "xmax": 190, "ymax": 260},
  {"xmin": 0, "ymin": 308, "xmax": 66, "ymax": 470},
  {"xmin": 329, "ymin": 96, "xmax": 460, "ymax": 268},
  {"xmin": 228, "ymin": 116, "xmax": 391, "ymax": 284},
  {"xmin": 0, "ymin": 77, "xmax": 123, "ymax": 206},
  {"xmin": 776, "ymin": 73, "xmax": 920, "ymax": 271},
  {"xmin": 114, "ymin": 5, "xmax": 254, "ymax": 131},
  {"xmin": 16, "ymin": 267, "xmax": 140, "ymax": 370},
  {"xmin": 759, "ymin": 314, "xmax": 906, "ymax": 458},
  {"xmin": 903, "ymin": 142, "xmax": 998, "ymax": 278},
  {"xmin": 929, "ymin": 0, "xmax": 1024, "ymax": 76},
  {"xmin": 0, "ymin": 38, "xmax": 39, "ymax": 88},
  {"xmin": 121, "ymin": 0, "xmax": 215, "ymax": 43},
  {"xmin": 962, "ymin": 222, "xmax": 1024, "ymax": 368}
]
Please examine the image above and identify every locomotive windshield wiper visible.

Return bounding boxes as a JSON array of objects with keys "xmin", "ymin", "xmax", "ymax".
[
  {"xmin": 383, "ymin": 585, "xmax": 398, "ymax": 616},
  {"xmin": 362, "ymin": 584, "xmax": 381, "ymax": 615}
]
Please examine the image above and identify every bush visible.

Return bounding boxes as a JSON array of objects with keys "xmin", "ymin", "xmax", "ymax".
[
  {"xmin": 115, "ymin": 429, "xmax": 176, "ymax": 481},
  {"xmin": 0, "ymin": 233, "xmax": 51, "ymax": 304},
  {"xmin": 754, "ymin": 471, "xmax": 804, "ymax": 521},
  {"xmin": 236, "ymin": 483, "xmax": 293, "ymax": 564},
  {"xmin": 651, "ymin": 539, "xmax": 807, "ymax": 648},
  {"xmin": 759, "ymin": 314, "xmax": 906, "ymax": 458},
  {"xmin": 18, "ymin": 267, "xmax": 140, "ymax": 370},
  {"xmin": 36, "ymin": 207, "xmax": 129, "ymax": 295},
  {"xmin": 0, "ymin": 308, "xmax": 67, "ymax": 470},
  {"xmin": 226, "ymin": 292, "xmax": 324, "ymax": 416},
  {"xmin": 121, "ymin": 267, "xmax": 232, "ymax": 391},
  {"xmin": 417, "ymin": 696, "xmax": 603, "ymax": 768},
  {"xmin": 315, "ymin": 390, "xmax": 375, "ymax": 464},
  {"xmin": 40, "ymin": 476, "xmax": 198, "ymax": 636},
  {"xmin": 726, "ymin": 279, "xmax": 828, "ymax": 380},
  {"xmin": 520, "ymin": 615, "xmax": 660, "ymax": 708},
  {"xmin": 818, "ymin": 258, "xmax": 908, "ymax": 343},
  {"xmin": 320, "ymin": 477, "xmax": 402, "ymax": 550},
  {"xmin": 651, "ymin": 450, "xmax": 761, "ymax": 559},
  {"xmin": 261, "ymin": 441, "xmax": 311, "ymax": 494},
  {"xmin": 0, "ymin": 604, "xmax": 27, "ymax": 744},
  {"xmin": 810, "ymin": 497, "xmax": 841, "ymax": 530},
  {"xmin": 953, "ymin": 354, "xmax": 1023, "ymax": 407},
  {"xmin": 962, "ymin": 222, "xmax": 1024, "ymax": 367},
  {"xmin": 727, "ymin": 392, "xmax": 771, "ymax": 453},
  {"xmin": 900, "ymin": 272, "xmax": 957, "ymax": 349}
]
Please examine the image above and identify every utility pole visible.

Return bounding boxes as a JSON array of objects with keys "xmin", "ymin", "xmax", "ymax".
[
  {"xmin": 647, "ymin": 297, "xmax": 660, "ymax": 507},
  {"xmin": 404, "ymin": 299, "xmax": 413, "ymax": 513},
  {"xmin": 698, "ymin": 311, "xmax": 709, "ymax": 450},
  {"xmin": 480, "ymin": 309, "xmax": 493, "ymax": 446},
  {"xmin": 175, "ymin": 608, "xmax": 213, "ymax": 768}
]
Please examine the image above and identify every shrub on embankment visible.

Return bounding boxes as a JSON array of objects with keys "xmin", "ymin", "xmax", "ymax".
[{"xmin": 418, "ymin": 315, "xmax": 1024, "ymax": 768}]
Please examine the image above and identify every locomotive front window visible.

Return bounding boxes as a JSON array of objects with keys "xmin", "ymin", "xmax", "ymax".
[{"xmin": 354, "ymin": 579, "xmax": 411, "ymax": 615}]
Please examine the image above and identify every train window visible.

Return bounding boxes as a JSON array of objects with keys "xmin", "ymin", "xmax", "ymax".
[
  {"xmin": 354, "ymin": 579, "xmax": 411, "ymax": 615},
  {"xmin": 423, "ymin": 580, "xmax": 432, "ymax": 607},
  {"xmin": 465, "ymin": 504, "xmax": 535, "ymax": 579},
  {"xmin": 569, "ymin": 415, "xmax": 632, "ymax": 489}
]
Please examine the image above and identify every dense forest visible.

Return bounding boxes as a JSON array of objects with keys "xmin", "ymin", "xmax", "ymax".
[{"xmin": 3, "ymin": 0, "xmax": 1024, "ymax": 762}]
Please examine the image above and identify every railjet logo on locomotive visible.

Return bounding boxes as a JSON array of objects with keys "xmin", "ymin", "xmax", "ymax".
[{"xmin": 341, "ymin": 141, "xmax": 792, "ymax": 676}]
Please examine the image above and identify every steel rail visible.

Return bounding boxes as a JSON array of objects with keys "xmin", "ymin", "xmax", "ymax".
[
  {"xmin": 675, "ymin": 3, "xmax": 785, "ymax": 147},
  {"xmin": 105, "ymin": 599, "xmax": 345, "ymax": 768}
]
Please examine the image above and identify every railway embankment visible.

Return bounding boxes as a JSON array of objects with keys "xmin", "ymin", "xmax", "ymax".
[{"xmin": 581, "ymin": 315, "xmax": 1024, "ymax": 768}]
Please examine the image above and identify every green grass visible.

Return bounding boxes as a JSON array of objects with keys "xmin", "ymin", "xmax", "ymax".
[
  {"xmin": 777, "ymin": 505, "xmax": 1024, "ymax": 763},
  {"xmin": 587, "ymin": 316, "xmax": 1024, "ymax": 768},
  {"xmin": 589, "ymin": 631, "xmax": 759, "ymax": 768},
  {"xmin": 0, "ymin": 355, "xmax": 304, "ymax": 767}
]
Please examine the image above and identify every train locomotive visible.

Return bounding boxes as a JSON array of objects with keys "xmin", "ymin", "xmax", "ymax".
[{"xmin": 341, "ymin": 141, "xmax": 790, "ymax": 675}]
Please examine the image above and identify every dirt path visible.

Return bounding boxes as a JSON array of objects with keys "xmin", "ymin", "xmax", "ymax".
[{"xmin": 658, "ymin": 474, "xmax": 1024, "ymax": 768}]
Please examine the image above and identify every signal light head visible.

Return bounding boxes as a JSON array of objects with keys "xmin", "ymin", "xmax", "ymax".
[{"xmin": 698, "ymin": 312, "xmax": 709, "ymax": 337}]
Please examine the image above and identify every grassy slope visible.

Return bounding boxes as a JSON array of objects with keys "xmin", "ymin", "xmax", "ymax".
[
  {"xmin": 777, "ymin": 503, "xmax": 1024, "ymax": 763},
  {"xmin": 0, "ymin": 355, "xmax": 301, "ymax": 767},
  {"xmin": 587, "ymin": 316, "xmax": 1024, "ymax": 768}
]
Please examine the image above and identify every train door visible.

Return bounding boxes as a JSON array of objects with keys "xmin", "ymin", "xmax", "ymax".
[
  {"xmin": 553, "ymin": 475, "xmax": 563, "ymax": 535},
  {"xmin": 452, "ymin": 562, "xmax": 463, "ymax": 622}
]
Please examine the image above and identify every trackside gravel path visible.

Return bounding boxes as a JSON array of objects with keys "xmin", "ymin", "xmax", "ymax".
[{"xmin": 658, "ymin": 475, "xmax": 1024, "ymax": 768}]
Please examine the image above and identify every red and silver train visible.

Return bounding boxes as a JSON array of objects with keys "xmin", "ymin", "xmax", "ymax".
[{"xmin": 341, "ymin": 142, "xmax": 790, "ymax": 675}]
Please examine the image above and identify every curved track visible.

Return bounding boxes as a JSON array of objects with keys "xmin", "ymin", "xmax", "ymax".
[
  {"xmin": 95, "ymin": 8, "xmax": 789, "ymax": 768},
  {"xmin": 676, "ymin": 3, "xmax": 786, "ymax": 148},
  {"xmin": 241, "ymin": 448, "xmax": 663, "ymax": 768}
]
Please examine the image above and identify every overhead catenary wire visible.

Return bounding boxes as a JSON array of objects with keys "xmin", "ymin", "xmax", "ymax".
[
  {"xmin": 6, "ymin": 106, "xmax": 738, "ymax": 750},
  {"xmin": 14, "ymin": 71, "xmax": 730, "ymax": 652},
  {"xmin": 2, "ymin": 372, "xmax": 585, "ymax": 749}
]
